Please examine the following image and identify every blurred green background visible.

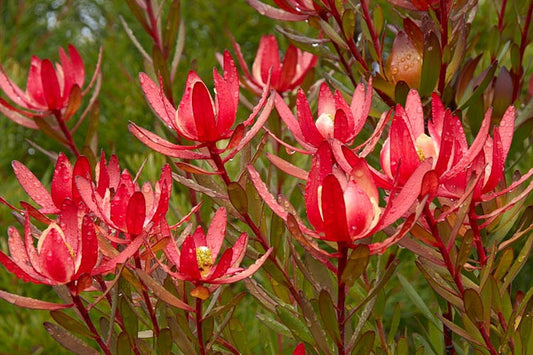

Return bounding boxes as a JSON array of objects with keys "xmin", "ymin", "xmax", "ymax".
[{"xmin": 0, "ymin": 0, "xmax": 532, "ymax": 353}]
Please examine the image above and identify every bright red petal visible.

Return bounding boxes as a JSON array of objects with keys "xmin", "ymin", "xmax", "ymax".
[
  {"xmin": 180, "ymin": 236, "xmax": 201, "ymax": 280},
  {"xmin": 38, "ymin": 227, "xmax": 74, "ymax": 284},
  {"xmin": 51, "ymin": 153, "xmax": 73, "ymax": 209},
  {"xmin": 12, "ymin": 160, "xmax": 56, "ymax": 213},
  {"xmin": 206, "ymin": 207, "xmax": 227, "ymax": 259},
  {"xmin": 40, "ymin": 59, "xmax": 62, "ymax": 109},
  {"xmin": 126, "ymin": 192, "xmax": 146, "ymax": 236}
]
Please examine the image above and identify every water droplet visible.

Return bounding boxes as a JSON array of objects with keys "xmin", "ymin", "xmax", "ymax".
[{"xmin": 391, "ymin": 65, "xmax": 398, "ymax": 75}]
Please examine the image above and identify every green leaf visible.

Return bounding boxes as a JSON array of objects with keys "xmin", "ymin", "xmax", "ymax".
[
  {"xmin": 457, "ymin": 61, "xmax": 498, "ymax": 111},
  {"xmin": 43, "ymin": 322, "xmax": 99, "ymax": 355},
  {"xmin": 227, "ymin": 181, "xmax": 248, "ymax": 214},
  {"xmin": 397, "ymin": 273, "xmax": 440, "ymax": 328},
  {"xmin": 167, "ymin": 316, "xmax": 195, "ymax": 353},
  {"xmin": 436, "ymin": 314, "xmax": 484, "ymax": 347},
  {"xmin": 341, "ymin": 245, "xmax": 370, "ymax": 288},
  {"xmin": 277, "ymin": 26, "xmax": 333, "ymax": 57},
  {"xmin": 394, "ymin": 81, "xmax": 410, "ymax": 105},
  {"xmin": 319, "ymin": 290, "xmax": 341, "ymax": 345},
  {"xmin": 136, "ymin": 269, "xmax": 194, "ymax": 311},
  {"xmin": 152, "ymin": 45, "xmax": 173, "ymax": 101},
  {"xmin": 387, "ymin": 303, "xmax": 402, "ymax": 344},
  {"xmin": 455, "ymin": 229, "xmax": 474, "ymax": 272},
  {"xmin": 157, "ymin": 328, "xmax": 173, "ymax": 355},
  {"xmin": 125, "ymin": 0, "xmax": 151, "ymax": 34},
  {"xmin": 494, "ymin": 248, "xmax": 514, "ymax": 281},
  {"xmin": 372, "ymin": 6, "xmax": 384, "ymax": 35},
  {"xmin": 464, "ymin": 288, "xmax": 484, "ymax": 324},
  {"xmin": 119, "ymin": 296, "xmax": 138, "ymax": 340},
  {"xmin": 419, "ymin": 31, "xmax": 441, "ymax": 97},
  {"xmin": 319, "ymin": 19, "xmax": 349, "ymax": 50},
  {"xmin": 163, "ymin": 0, "xmax": 181, "ymax": 56},
  {"xmin": 276, "ymin": 307, "xmax": 315, "ymax": 346},
  {"xmin": 228, "ymin": 318, "xmax": 249, "ymax": 352},
  {"xmin": 351, "ymin": 330, "xmax": 375, "ymax": 355},
  {"xmin": 256, "ymin": 313, "xmax": 293, "ymax": 339},
  {"xmin": 445, "ymin": 19, "xmax": 467, "ymax": 83},
  {"xmin": 116, "ymin": 331, "xmax": 132, "ymax": 355},
  {"xmin": 299, "ymin": 293, "xmax": 332, "ymax": 354},
  {"xmin": 50, "ymin": 310, "xmax": 95, "ymax": 339},
  {"xmin": 396, "ymin": 337, "xmax": 409, "ymax": 355},
  {"xmin": 342, "ymin": 9, "xmax": 356, "ymax": 39}
]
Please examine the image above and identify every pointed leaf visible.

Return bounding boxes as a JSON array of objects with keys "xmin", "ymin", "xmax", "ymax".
[{"xmin": 43, "ymin": 322, "xmax": 99, "ymax": 355}]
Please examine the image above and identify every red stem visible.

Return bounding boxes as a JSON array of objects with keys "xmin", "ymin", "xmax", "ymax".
[
  {"xmin": 424, "ymin": 205, "xmax": 497, "ymax": 354},
  {"xmin": 512, "ymin": 0, "xmax": 533, "ymax": 101},
  {"xmin": 360, "ymin": 0, "xmax": 382, "ymax": 61},
  {"xmin": 336, "ymin": 242, "xmax": 348, "ymax": 355},
  {"xmin": 196, "ymin": 297, "xmax": 206, "ymax": 355},
  {"xmin": 437, "ymin": 0, "xmax": 449, "ymax": 94},
  {"xmin": 498, "ymin": 0, "xmax": 508, "ymax": 32},
  {"xmin": 144, "ymin": 0, "xmax": 164, "ymax": 56},
  {"xmin": 134, "ymin": 255, "xmax": 160, "ymax": 336},
  {"xmin": 53, "ymin": 111, "xmax": 80, "ymax": 157},
  {"xmin": 468, "ymin": 204, "xmax": 487, "ymax": 266},
  {"xmin": 71, "ymin": 293, "xmax": 112, "ymax": 355}
]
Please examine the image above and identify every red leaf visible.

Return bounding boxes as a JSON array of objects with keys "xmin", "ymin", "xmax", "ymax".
[{"xmin": 0, "ymin": 290, "xmax": 72, "ymax": 310}]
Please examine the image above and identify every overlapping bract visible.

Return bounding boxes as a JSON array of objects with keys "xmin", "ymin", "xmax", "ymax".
[
  {"xmin": 163, "ymin": 208, "xmax": 271, "ymax": 284},
  {"xmin": 130, "ymin": 50, "xmax": 274, "ymax": 160},
  {"xmin": 378, "ymin": 90, "xmax": 519, "ymax": 200},
  {"xmin": 275, "ymin": 79, "xmax": 373, "ymax": 152},
  {"xmin": 0, "ymin": 203, "xmax": 98, "ymax": 289},
  {"xmin": 0, "ymin": 44, "xmax": 99, "ymax": 128},
  {"xmin": 232, "ymin": 34, "xmax": 317, "ymax": 95}
]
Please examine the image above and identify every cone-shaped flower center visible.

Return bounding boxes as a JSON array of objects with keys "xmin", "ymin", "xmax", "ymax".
[
  {"xmin": 315, "ymin": 112, "xmax": 335, "ymax": 138},
  {"xmin": 415, "ymin": 134, "xmax": 437, "ymax": 162},
  {"xmin": 196, "ymin": 246, "xmax": 213, "ymax": 278}
]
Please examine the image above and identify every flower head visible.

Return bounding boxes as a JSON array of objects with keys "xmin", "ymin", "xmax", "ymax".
[
  {"xmin": 0, "ymin": 203, "xmax": 98, "ymax": 289},
  {"xmin": 232, "ymin": 34, "xmax": 316, "ymax": 95},
  {"xmin": 164, "ymin": 207, "xmax": 271, "ymax": 284},
  {"xmin": 76, "ymin": 160, "xmax": 172, "ymax": 238},
  {"xmin": 378, "ymin": 90, "xmax": 516, "ymax": 201},
  {"xmin": 275, "ymin": 80, "xmax": 372, "ymax": 152},
  {"xmin": 0, "ymin": 44, "xmax": 99, "ymax": 128}
]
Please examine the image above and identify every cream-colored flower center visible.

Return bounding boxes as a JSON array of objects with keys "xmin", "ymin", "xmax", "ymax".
[
  {"xmin": 196, "ymin": 246, "xmax": 213, "ymax": 278},
  {"xmin": 315, "ymin": 113, "xmax": 335, "ymax": 138},
  {"xmin": 414, "ymin": 134, "xmax": 437, "ymax": 162}
]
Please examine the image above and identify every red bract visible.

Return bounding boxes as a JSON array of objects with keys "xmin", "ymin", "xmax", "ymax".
[
  {"xmin": 76, "ymin": 162, "xmax": 172, "ymax": 238},
  {"xmin": 129, "ymin": 50, "xmax": 274, "ymax": 161},
  {"xmin": 163, "ymin": 208, "xmax": 271, "ymax": 284},
  {"xmin": 11, "ymin": 152, "xmax": 92, "ymax": 215},
  {"xmin": 275, "ymin": 80, "xmax": 372, "ymax": 153},
  {"xmin": 232, "ymin": 35, "xmax": 316, "ymax": 95},
  {"xmin": 249, "ymin": 143, "xmax": 431, "ymax": 254},
  {"xmin": 378, "ymin": 90, "xmax": 515, "ymax": 200},
  {"xmin": 0, "ymin": 44, "xmax": 100, "ymax": 128},
  {"xmin": 246, "ymin": 0, "xmax": 324, "ymax": 21},
  {"xmin": 0, "ymin": 203, "xmax": 98, "ymax": 288}
]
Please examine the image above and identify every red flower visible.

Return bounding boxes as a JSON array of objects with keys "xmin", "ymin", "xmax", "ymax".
[
  {"xmin": 163, "ymin": 207, "xmax": 271, "ymax": 284},
  {"xmin": 0, "ymin": 202, "xmax": 98, "ymax": 288},
  {"xmin": 275, "ymin": 80, "xmax": 372, "ymax": 152},
  {"xmin": 232, "ymin": 35, "xmax": 316, "ymax": 95},
  {"xmin": 248, "ymin": 143, "xmax": 431, "ymax": 253},
  {"xmin": 129, "ymin": 50, "xmax": 274, "ymax": 161},
  {"xmin": 0, "ymin": 44, "xmax": 100, "ymax": 128},
  {"xmin": 378, "ymin": 90, "xmax": 517, "ymax": 200},
  {"xmin": 76, "ymin": 162, "xmax": 172, "ymax": 238},
  {"xmin": 386, "ymin": 0, "xmax": 441, "ymax": 11},
  {"xmin": 11, "ymin": 152, "xmax": 93, "ymax": 215}
]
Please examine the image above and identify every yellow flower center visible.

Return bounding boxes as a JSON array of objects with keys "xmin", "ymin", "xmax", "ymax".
[{"xmin": 196, "ymin": 246, "xmax": 213, "ymax": 278}]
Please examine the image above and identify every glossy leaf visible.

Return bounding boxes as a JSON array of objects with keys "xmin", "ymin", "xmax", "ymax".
[
  {"xmin": 419, "ymin": 31, "xmax": 441, "ymax": 96},
  {"xmin": 319, "ymin": 290, "xmax": 341, "ymax": 345},
  {"xmin": 464, "ymin": 288, "xmax": 484, "ymax": 324},
  {"xmin": 276, "ymin": 306, "xmax": 315, "ymax": 345},
  {"xmin": 397, "ymin": 273, "xmax": 440, "ymax": 328},
  {"xmin": 50, "ymin": 310, "xmax": 95, "ymax": 339},
  {"xmin": 227, "ymin": 182, "xmax": 248, "ymax": 214},
  {"xmin": 341, "ymin": 245, "xmax": 369, "ymax": 288},
  {"xmin": 43, "ymin": 322, "xmax": 99, "ymax": 355}
]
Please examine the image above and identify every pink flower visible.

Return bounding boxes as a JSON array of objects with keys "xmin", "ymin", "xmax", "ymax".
[
  {"xmin": 248, "ymin": 142, "xmax": 431, "ymax": 254},
  {"xmin": 275, "ymin": 80, "xmax": 372, "ymax": 152},
  {"xmin": 163, "ymin": 207, "xmax": 271, "ymax": 284},
  {"xmin": 0, "ymin": 203, "xmax": 98, "ymax": 288},
  {"xmin": 11, "ymin": 152, "xmax": 93, "ymax": 215},
  {"xmin": 232, "ymin": 35, "xmax": 316, "ymax": 95},
  {"xmin": 378, "ymin": 90, "xmax": 516, "ymax": 201},
  {"xmin": 0, "ymin": 44, "xmax": 100, "ymax": 128},
  {"xmin": 76, "ymin": 162, "xmax": 172, "ymax": 238},
  {"xmin": 130, "ymin": 50, "xmax": 274, "ymax": 161}
]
